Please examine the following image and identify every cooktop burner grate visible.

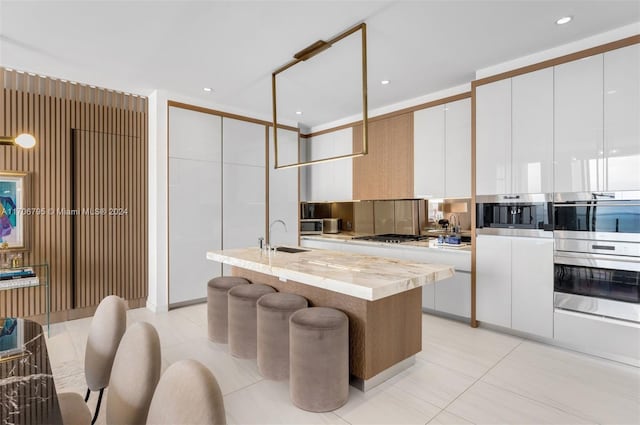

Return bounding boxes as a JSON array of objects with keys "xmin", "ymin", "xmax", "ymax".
[{"xmin": 352, "ymin": 234, "xmax": 431, "ymax": 243}]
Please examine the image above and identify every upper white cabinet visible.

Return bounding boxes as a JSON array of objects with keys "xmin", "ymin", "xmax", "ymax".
[
  {"xmin": 414, "ymin": 105, "xmax": 445, "ymax": 198},
  {"xmin": 305, "ymin": 128, "xmax": 353, "ymax": 202},
  {"xmin": 445, "ymin": 99, "xmax": 472, "ymax": 198},
  {"xmin": 512, "ymin": 68, "xmax": 554, "ymax": 194},
  {"xmin": 414, "ymin": 98, "xmax": 471, "ymax": 198},
  {"xmin": 478, "ymin": 46, "xmax": 638, "ymax": 196},
  {"xmin": 222, "ymin": 118, "xmax": 266, "ymax": 266},
  {"xmin": 554, "ymin": 55, "xmax": 604, "ymax": 193},
  {"xmin": 604, "ymin": 44, "xmax": 640, "ymax": 191},
  {"xmin": 269, "ymin": 127, "xmax": 300, "ymax": 247},
  {"xmin": 476, "ymin": 79, "xmax": 512, "ymax": 195},
  {"xmin": 476, "ymin": 69, "xmax": 553, "ymax": 195}
]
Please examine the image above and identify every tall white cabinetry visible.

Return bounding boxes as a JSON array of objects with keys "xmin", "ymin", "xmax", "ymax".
[
  {"xmin": 476, "ymin": 68, "xmax": 554, "ymax": 195},
  {"xmin": 554, "ymin": 44, "xmax": 640, "ymax": 193},
  {"xmin": 168, "ymin": 107, "xmax": 222, "ymax": 306},
  {"xmin": 476, "ymin": 235, "xmax": 553, "ymax": 338},
  {"xmin": 269, "ymin": 128, "xmax": 300, "ymax": 246},
  {"xmin": 222, "ymin": 118, "xmax": 266, "ymax": 274},
  {"xmin": 476, "ymin": 80, "xmax": 511, "ymax": 195},
  {"xmin": 604, "ymin": 44, "xmax": 640, "ymax": 191},
  {"xmin": 554, "ymin": 55, "xmax": 604, "ymax": 193},
  {"xmin": 512, "ymin": 68, "xmax": 554, "ymax": 194},
  {"xmin": 414, "ymin": 98, "xmax": 471, "ymax": 198},
  {"xmin": 305, "ymin": 128, "xmax": 353, "ymax": 202}
]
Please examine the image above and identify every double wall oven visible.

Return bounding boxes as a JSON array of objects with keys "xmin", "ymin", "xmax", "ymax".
[{"xmin": 553, "ymin": 192, "xmax": 640, "ymax": 323}]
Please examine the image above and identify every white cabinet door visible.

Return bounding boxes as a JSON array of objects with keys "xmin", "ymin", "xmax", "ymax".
[
  {"xmin": 476, "ymin": 235, "xmax": 512, "ymax": 327},
  {"xmin": 168, "ymin": 108, "xmax": 222, "ymax": 305},
  {"xmin": 269, "ymin": 128, "xmax": 299, "ymax": 247},
  {"xmin": 555, "ymin": 310, "xmax": 640, "ymax": 366},
  {"xmin": 331, "ymin": 128, "xmax": 353, "ymax": 201},
  {"xmin": 422, "ymin": 284, "xmax": 435, "ymax": 310},
  {"xmin": 414, "ymin": 105, "xmax": 445, "ymax": 198},
  {"xmin": 476, "ymin": 79, "xmax": 512, "ymax": 195},
  {"xmin": 511, "ymin": 237, "xmax": 553, "ymax": 338},
  {"xmin": 435, "ymin": 271, "xmax": 471, "ymax": 318},
  {"xmin": 445, "ymin": 98, "xmax": 471, "ymax": 198},
  {"xmin": 604, "ymin": 44, "xmax": 640, "ymax": 191},
  {"xmin": 512, "ymin": 68, "xmax": 554, "ymax": 194},
  {"xmin": 307, "ymin": 128, "xmax": 353, "ymax": 201},
  {"xmin": 168, "ymin": 106, "xmax": 222, "ymax": 162},
  {"xmin": 554, "ymin": 55, "xmax": 604, "ymax": 193},
  {"xmin": 223, "ymin": 117, "xmax": 265, "ymax": 166},
  {"xmin": 222, "ymin": 118, "xmax": 265, "ymax": 275},
  {"xmin": 307, "ymin": 134, "xmax": 331, "ymax": 202}
]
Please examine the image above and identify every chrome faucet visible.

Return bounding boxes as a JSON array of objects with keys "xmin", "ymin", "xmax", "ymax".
[
  {"xmin": 268, "ymin": 219, "xmax": 287, "ymax": 251},
  {"xmin": 449, "ymin": 214, "xmax": 460, "ymax": 234}
]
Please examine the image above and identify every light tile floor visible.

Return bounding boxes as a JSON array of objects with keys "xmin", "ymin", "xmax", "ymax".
[{"xmin": 45, "ymin": 304, "xmax": 640, "ymax": 425}]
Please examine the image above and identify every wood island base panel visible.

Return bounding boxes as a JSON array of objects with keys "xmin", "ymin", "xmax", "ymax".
[{"xmin": 207, "ymin": 248, "xmax": 455, "ymax": 389}]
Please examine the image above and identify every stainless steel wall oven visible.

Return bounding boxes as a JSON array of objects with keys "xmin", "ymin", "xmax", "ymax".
[{"xmin": 553, "ymin": 192, "xmax": 640, "ymax": 323}]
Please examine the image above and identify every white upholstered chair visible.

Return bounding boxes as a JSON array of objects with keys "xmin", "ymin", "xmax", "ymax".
[
  {"xmin": 58, "ymin": 295, "xmax": 127, "ymax": 425},
  {"xmin": 146, "ymin": 359, "xmax": 226, "ymax": 425},
  {"xmin": 58, "ymin": 321, "xmax": 161, "ymax": 425}
]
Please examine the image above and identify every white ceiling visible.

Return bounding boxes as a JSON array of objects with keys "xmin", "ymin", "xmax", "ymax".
[{"xmin": 1, "ymin": 0, "xmax": 639, "ymax": 127}]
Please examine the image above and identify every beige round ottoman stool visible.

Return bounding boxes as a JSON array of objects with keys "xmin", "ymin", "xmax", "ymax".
[
  {"xmin": 207, "ymin": 276, "xmax": 250, "ymax": 343},
  {"xmin": 257, "ymin": 292, "xmax": 308, "ymax": 380},
  {"xmin": 289, "ymin": 307, "xmax": 349, "ymax": 412},
  {"xmin": 228, "ymin": 283, "xmax": 276, "ymax": 358}
]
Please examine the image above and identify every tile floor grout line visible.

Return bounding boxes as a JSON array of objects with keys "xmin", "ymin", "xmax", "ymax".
[
  {"xmin": 477, "ymin": 338, "xmax": 620, "ymax": 424},
  {"xmin": 331, "ymin": 410, "xmax": 354, "ymax": 425},
  {"xmin": 479, "ymin": 380, "xmax": 598, "ymax": 425},
  {"xmin": 433, "ymin": 338, "xmax": 526, "ymax": 424},
  {"xmin": 424, "ymin": 407, "xmax": 446, "ymax": 425},
  {"xmin": 221, "ymin": 376, "xmax": 266, "ymax": 398}
]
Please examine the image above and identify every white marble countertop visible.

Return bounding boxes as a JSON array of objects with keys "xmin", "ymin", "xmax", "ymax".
[
  {"xmin": 300, "ymin": 234, "xmax": 472, "ymax": 255},
  {"xmin": 206, "ymin": 247, "xmax": 455, "ymax": 301}
]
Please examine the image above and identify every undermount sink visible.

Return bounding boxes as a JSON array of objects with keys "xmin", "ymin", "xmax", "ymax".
[{"xmin": 275, "ymin": 247, "xmax": 309, "ymax": 253}]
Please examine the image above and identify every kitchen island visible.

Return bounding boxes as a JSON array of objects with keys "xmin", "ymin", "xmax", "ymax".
[{"xmin": 207, "ymin": 247, "xmax": 454, "ymax": 390}]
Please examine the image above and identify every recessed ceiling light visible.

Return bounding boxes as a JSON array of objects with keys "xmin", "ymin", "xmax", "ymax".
[
  {"xmin": 295, "ymin": 111, "xmax": 303, "ymax": 115},
  {"xmin": 556, "ymin": 16, "xmax": 572, "ymax": 25},
  {"xmin": 203, "ymin": 87, "xmax": 213, "ymax": 92},
  {"xmin": 381, "ymin": 80, "xmax": 390, "ymax": 85}
]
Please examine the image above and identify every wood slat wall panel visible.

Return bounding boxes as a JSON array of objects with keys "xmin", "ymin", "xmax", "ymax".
[{"xmin": 0, "ymin": 67, "xmax": 148, "ymax": 322}]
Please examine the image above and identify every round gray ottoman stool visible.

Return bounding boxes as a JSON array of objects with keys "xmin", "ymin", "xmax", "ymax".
[
  {"xmin": 257, "ymin": 293, "xmax": 308, "ymax": 380},
  {"xmin": 289, "ymin": 307, "xmax": 349, "ymax": 412},
  {"xmin": 207, "ymin": 276, "xmax": 250, "ymax": 343},
  {"xmin": 228, "ymin": 283, "xmax": 276, "ymax": 358}
]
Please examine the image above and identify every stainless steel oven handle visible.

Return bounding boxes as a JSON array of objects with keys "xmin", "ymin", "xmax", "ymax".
[
  {"xmin": 592, "ymin": 244, "xmax": 616, "ymax": 251},
  {"xmin": 554, "ymin": 252, "xmax": 640, "ymax": 272}
]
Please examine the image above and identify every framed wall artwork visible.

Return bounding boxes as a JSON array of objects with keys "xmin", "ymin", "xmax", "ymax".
[{"xmin": 0, "ymin": 171, "xmax": 28, "ymax": 250}]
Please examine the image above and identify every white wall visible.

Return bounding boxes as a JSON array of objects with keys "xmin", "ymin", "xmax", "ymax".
[{"xmin": 147, "ymin": 89, "xmax": 169, "ymax": 313}]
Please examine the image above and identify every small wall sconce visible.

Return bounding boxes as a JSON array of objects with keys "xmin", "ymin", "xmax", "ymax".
[{"xmin": 0, "ymin": 133, "xmax": 37, "ymax": 149}]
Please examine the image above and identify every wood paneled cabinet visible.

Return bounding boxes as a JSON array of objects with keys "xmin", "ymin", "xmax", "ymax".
[{"xmin": 353, "ymin": 113, "xmax": 414, "ymax": 200}]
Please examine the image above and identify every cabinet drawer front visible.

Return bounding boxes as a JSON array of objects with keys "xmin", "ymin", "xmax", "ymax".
[{"xmin": 554, "ymin": 309, "xmax": 640, "ymax": 366}]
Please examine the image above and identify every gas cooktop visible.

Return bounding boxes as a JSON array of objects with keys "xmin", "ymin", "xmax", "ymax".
[{"xmin": 352, "ymin": 234, "xmax": 431, "ymax": 243}]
